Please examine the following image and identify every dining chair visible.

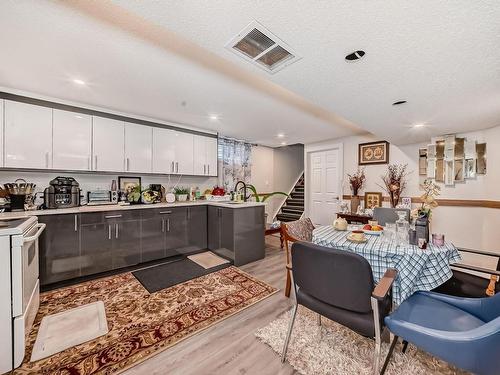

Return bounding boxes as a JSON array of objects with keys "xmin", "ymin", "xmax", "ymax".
[
  {"xmin": 281, "ymin": 217, "xmax": 315, "ymax": 298},
  {"xmin": 382, "ymin": 291, "xmax": 500, "ymax": 375},
  {"xmin": 373, "ymin": 207, "xmax": 410, "ymax": 226},
  {"xmin": 281, "ymin": 242, "xmax": 397, "ymax": 375},
  {"xmin": 433, "ymin": 247, "xmax": 499, "ymax": 297}
]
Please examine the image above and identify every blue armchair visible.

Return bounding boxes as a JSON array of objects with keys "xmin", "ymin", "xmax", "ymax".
[{"xmin": 382, "ymin": 291, "xmax": 500, "ymax": 375}]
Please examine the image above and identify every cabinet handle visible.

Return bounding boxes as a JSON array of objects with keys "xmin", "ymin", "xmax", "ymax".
[
  {"xmin": 171, "ymin": 161, "xmax": 174, "ymax": 173},
  {"xmin": 74, "ymin": 215, "xmax": 78, "ymax": 232},
  {"xmin": 208, "ymin": 164, "xmax": 210, "ymax": 175},
  {"xmin": 105, "ymin": 214, "xmax": 122, "ymax": 219},
  {"xmin": 108, "ymin": 224, "xmax": 112, "ymax": 240},
  {"xmin": 88, "ymin": 156, "xmax": 91, "ymax": 170},
  {"xmin": 126, "ymin": 157, "xmax": 130, "ymax": 171},
  {"xmin": 115, "ymin": 223, "xmax": 119, "ymax": 239},
  {"xmin": 187, "ymin": 207, "xmax": 191, "ymax": 220},
  {"xmin": 167, "ymin": 218, "xmax": 170, "ymax": 232},
  {"xmin": 161, "ymin": 218, "xmax": 165, "ymax": 232},
  {"xmin": 176, "ymin": 162, "xmax": 179, "ymax": 173},
  {"xmin": 204, "ymin": 164, "xmax": 206, "ymax": 175},
  {"xmin": 94, "ymin": 155, "xmax": 98, "ymax": 170},
  {"xmin": 45, "ymin": 152, "xmax": 49, "ymax": 168},
  {"xmin": 159, "ymin": 210, "xmax": 172, "ymax": 214}
]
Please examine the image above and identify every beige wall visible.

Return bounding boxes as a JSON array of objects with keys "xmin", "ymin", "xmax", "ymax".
[
  {"xmin": 306, "ymin": 125, "xmax": 500, "ymax": 264},
  {"xmin": 251, "ymin": 144, "xmax": 304, "ymax": 222}
]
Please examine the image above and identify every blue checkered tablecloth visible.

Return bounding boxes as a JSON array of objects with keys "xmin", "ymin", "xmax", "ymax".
[{"xmin": 312, "ymin": 226, "xmax": 462, "ymax": 305}]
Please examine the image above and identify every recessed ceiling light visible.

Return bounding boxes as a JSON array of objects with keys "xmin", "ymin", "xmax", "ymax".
[
  {"xmin": 277, "ymin": 133, "xmax": 285, "ymax": 138},
  {"xmin": 209, "ymin": 114, "xmax": 219, "ymax": 121},
  {"xmin": 345, "ymin": 50, "xmax": 365, "ymax": 61},
  {"xmin": 413, "ymin": 123, "xmax": 426, "ymax": 128},
  {"xmin": 72, "ymin": 78, "xmax": 86, "ymax": 85},
  {"xmin": 392, "ymin": 100, "xmax": 407, "ymax": 106}
]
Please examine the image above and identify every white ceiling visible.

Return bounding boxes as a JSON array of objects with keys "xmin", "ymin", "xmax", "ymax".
[{"xmin": 1, "ymin": 1, "xmax": 499, "ymax": 146}]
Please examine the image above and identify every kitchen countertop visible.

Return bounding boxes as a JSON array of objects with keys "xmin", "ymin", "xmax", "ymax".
[{"xmin": 0, "ymin": 201, "xmax": 266, "ymax": 219}]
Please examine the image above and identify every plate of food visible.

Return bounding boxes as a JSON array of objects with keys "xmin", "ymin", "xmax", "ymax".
[{"xmin": 362, "ymin": 224, "xmax": 384, "ymax": 235}]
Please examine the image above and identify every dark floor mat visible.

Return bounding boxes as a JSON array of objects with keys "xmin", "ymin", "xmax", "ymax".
[{"xmin": 132, "ymin": 258, "xmax": 231, "ymax": 293}]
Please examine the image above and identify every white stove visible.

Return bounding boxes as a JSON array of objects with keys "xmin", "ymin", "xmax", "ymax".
[{"xmin": 0, "ymin": 216, "xmax": 45, "ymax": 372}]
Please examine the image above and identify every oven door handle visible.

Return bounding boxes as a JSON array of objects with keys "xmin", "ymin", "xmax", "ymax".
[{"xmin": 23, "ymin": 223, "xmax": 46, "ymax": 243}]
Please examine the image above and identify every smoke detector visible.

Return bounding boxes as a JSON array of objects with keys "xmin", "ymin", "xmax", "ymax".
[{"xmin": 226, "ymin": 21, "xmax": 301, "ymax": 74}]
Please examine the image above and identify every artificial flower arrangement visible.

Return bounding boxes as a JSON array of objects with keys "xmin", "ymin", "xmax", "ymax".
[
  {"xmin": 347, "ymin": 168, "xmax": 366, "ymax": 196},
  {"xmin": 413, "ymin": 178, "xmax": 440, "ymax": 219},
  {"xmin": 379, "ymin": 163, "xmax": 409, "ymax": 208}
]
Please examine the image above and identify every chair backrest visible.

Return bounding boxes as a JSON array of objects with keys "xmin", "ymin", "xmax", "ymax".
[
  {"xmin": 292, "ymin": 241, "xmax": 375, "ymax": 313},
  {"xmin": 373, "ymin": 207, "xmax": 410, "ymax": 226},
  {"xmin": 282, "ymin": 217, "xmax": 315, "ymax": 242}
]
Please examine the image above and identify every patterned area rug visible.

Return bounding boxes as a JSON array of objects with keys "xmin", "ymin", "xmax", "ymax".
[
  {"xmin": 256, "ymin": 306, "xmax": 469, "ymax": 375},
  {"xmin": 16, "ymin": 266, "xmax": 277, "ymax": 374}
]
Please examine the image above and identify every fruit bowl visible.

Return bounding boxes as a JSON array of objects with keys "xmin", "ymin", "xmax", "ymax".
[{"xmin": 362, "ymin": 224, "xmax": 384, "ymax": 235}]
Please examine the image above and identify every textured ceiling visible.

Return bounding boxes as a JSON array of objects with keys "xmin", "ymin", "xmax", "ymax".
[{"xmin": 1, "ymin": 1, "xmax": 499, "ymax": 146}]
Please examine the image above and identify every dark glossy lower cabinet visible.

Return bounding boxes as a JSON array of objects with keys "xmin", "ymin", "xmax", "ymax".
[
  {"xmin": 39, "ymin": 206, "xmax": 208, "ymax": 286},
  {"xmin": 38, "ymin": 214, "xmax": 80, "ymax": 285},
  {"xmin": 208, "ymin": 206, "xmax": 265, "ymax": 266}
]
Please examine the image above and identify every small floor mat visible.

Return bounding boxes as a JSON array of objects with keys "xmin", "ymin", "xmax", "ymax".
[
  {"xmin": 133, "ymin": 258, "xmax": 231, "ymax": 293},
  {"xmin": 30, "ymin": 301, "xmax": 108, "ymax": 362},
  {"xmin": 187, "ymin": 251, "xmax": 230, "ymax": 269}
]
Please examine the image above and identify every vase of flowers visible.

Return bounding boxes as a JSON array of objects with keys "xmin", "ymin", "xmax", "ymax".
[
  {"xmin": 347, "ymin": 168, "xmax": 365, "ymax": 213},
  {"xmin": 379, "ymin": 164, "xmax": 409, "ymax": 208},
  {"xmin": 416, "ymin": 178, "xmax": 440, "ymax": 219}
]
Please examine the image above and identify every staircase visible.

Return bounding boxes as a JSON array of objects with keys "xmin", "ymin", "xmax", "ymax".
[{"xmin": 276, "ymin": 174, "xmax": 305, "ymax": 223}]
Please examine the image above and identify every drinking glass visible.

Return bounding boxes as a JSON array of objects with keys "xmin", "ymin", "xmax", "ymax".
[
  {"xmin": 396, "ymin": 211, "xmax": 410, "ymax": 245},
  {"xmin": 383, "ymin": 223, "xmax": 396, "ymax": 243}
]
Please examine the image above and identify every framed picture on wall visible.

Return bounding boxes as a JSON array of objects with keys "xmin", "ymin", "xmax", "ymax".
[
  {"xmin": 364, "ymin": 192, "xmax": 383, "ymax": 209},
  {"xmin": 358, "ymin": 141, "xmax": 390, "ymax": 165}
]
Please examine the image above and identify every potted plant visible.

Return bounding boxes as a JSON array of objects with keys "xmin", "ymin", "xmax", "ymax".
[
  {"xmin": 415, "ymin": 178, "xmax": 440, "ymax": 219},
  {"xmin": 174, "ymin": 186, "xmax": 189, "ymax": 202},
  {"xmin": 379, "ymin": 164, "xmax": 409, "ymax": 208},
  {"xmin": 347, "ymin": 168, "xmax": 365, "ymax": 213}
]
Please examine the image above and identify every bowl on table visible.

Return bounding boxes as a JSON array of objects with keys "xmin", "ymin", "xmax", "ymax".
[{"xmin": 362, "ymin": 223, "xmax": 384, "ymax": 236}]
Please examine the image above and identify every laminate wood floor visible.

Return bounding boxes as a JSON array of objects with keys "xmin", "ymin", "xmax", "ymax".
[{"xmin": 124, "ymin": 235, "xmax": 297, "ymax": 375}]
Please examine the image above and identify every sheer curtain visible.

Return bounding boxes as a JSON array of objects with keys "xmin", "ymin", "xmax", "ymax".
[{"xmin": 218, "ymin": 137, "xmax": 252, "ymax": 192}]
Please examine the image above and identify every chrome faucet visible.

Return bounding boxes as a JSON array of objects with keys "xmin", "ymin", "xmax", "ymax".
[{"xmin": 234, "ymin": 180, "xmax": 248, "ymax": 202}]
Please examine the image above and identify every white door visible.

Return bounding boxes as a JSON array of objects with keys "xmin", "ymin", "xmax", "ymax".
[
  {"xmin": 193, "ymin": 135, "xmax": 207, "ymax": 175},
  {"xmin": 125, "ymin": 123, "xmax": 152, "ymax": 173},
  {"xmin": 93, "ymin": 116, "xmax": 125, "ymax": 172},
  {"xmin": 153, "ymin": 127, "xmax": 176, "ymax": 174},
  {"xmin": 4, "ymin": 101, "xmax": 53, "ymax": 169},
  {"xmin": 173, "ymin": 131, "xmax": 194, "ymax": 175},
  {"xmin": 309, "ymin": 149, "xmax": 340, "ymax": 225},
  {"xmin": 205, "ymin": 137, "xmax": 218, "ymax": 176},
  {"xmin": 53, "ymin": 110, "xmax": 92, "ymax": 170}
]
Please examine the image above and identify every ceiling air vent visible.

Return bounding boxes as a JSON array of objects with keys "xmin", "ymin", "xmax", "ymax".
[{"xmin": 226, "ymin": 21, "xmax": 301, "ymax": 74}]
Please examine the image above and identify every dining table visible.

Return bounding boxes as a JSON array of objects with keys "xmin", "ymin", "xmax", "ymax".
[{"xmin": 312, "ymin": 225, "xmax": 462, "ymax": 305}]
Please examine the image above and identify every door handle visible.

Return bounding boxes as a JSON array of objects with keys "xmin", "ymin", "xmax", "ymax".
[
  {"xmin": 74, "ymin": 214, "xmax": 78, "ymax": 232},
  {"xmin": 105, "ymin": 214, "xmax": 122, "ymax": 219},
  {"xmin": 115, "ymin": 223, "xmax": 119, "ymax": 239},
  {"xmin": 23, "ymin": 223, "xmax": 46, "ymax": 243},
  {"xmin": 108, "ymin": 224, "xmax": 112, "ymax": 240},
  {"xmin": 167, "ymin": 218, "xmax": 170, "ymax": 232},
  {"xmin": 176, "ymin": 162, "xmax": 179, "ymax": 173}
]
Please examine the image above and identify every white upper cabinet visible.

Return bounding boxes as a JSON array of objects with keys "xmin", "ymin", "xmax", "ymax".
[
  {"xmin": 153, "ymin": 128, "xmax": 194, "ymax": 174},
  {"xmin": 92, "ymin": 117, "xmax": 125, "ymax": 172},
  {"xmin": 53, "ymin": 109, "xmax": 92, "ymax": 171},
  {"xmin": 4, "ymin": 100, "xmax": 53, "ymax": 169},
  {"xmin": 0, "ymin": 100, "xmax": 3, "ymax": 167},
  {"xmin": 194, "ymin": 135, "xmax": 218, "ymax": 176},
  {"xmin": 124, "ymin": 122, "xmax": 152, "ymax": 173},
  {"xmin": 205, "ymin": 136, "xmax": 218, "ymax": 176}
]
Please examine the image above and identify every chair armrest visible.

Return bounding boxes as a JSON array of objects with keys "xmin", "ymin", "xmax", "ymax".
[{"xmin": 372, "ymin": 268, "xmax": 397, "ymax": 301}]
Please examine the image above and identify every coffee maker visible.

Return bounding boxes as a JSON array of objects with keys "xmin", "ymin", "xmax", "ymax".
[{"xmin": 44, "ymin": 177, "xmax": 81, "ymax": 209}]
